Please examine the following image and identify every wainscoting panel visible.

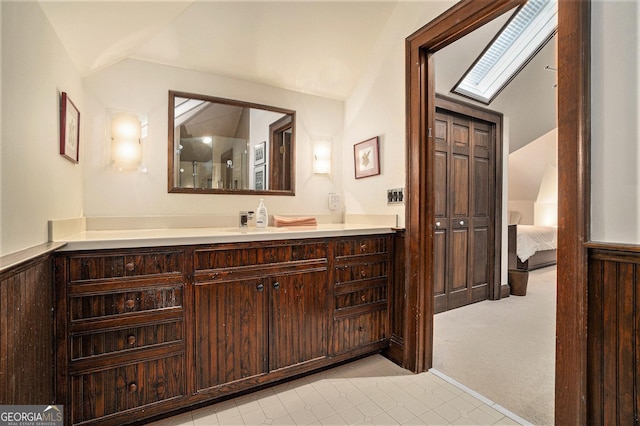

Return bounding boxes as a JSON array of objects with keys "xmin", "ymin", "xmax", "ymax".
[
  {"xmin": 588, "ymin": 245, "xmax": 640, "ymax": 423},
  {"xmin": 0, "ymin": 251, "xmax": 56, "ymax": 404}
]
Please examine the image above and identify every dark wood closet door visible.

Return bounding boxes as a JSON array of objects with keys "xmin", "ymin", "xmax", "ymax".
[{"xmin": 434, "ymin": 109, "xmax": 494, "ymax": 313}]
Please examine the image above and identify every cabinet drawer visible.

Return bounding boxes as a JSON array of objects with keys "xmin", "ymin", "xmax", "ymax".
[
  {"xmin": 69, "ymin": 285, "xmax": 183, "ymax": 322},
  {"xmin": 334, "ymin": 260, "xmax": 387, "ymax": 283},
  {"xmin": 334, "ymin": 236, "xmax": 389, "ymax": 258},
  {"xmin": 71, "ymin": 320, "xmax": 183, "ymax": 361},
  {"xmin": 67, "ymin": 251, "xmax": 183, "ymax": 282},
  {"xmin": 194, "ymin": 241, "xmax": 327, "ymax": 270},
  {"xmin": 334, "ymin": 282, "xmax": 387, "ymax": 310},
  {"xmin": 331, "ymin": 309, "xmax": 388, "ymax": 354},
  {"xmin": 70, "ymin": 353, "xmax": 185, "ymax": 425}
]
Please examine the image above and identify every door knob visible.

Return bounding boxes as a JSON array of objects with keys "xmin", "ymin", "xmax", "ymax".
[
  {"xmin": 459, "ymin": 220, "xmax": 464, "ymax": 225},
  {"xmin": 436, "ymin": 221, "xmax": 441, "ymax": 227}
]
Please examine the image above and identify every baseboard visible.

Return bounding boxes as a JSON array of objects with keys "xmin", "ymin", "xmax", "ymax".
[{"xmin": 500, "ymin": 284, "xmax": 511, "ymax": 298}]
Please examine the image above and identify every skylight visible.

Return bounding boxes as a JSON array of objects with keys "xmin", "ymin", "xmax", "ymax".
[{"xmin": 452, "ymin": 0, "xmax": 557, "ymax": 104}]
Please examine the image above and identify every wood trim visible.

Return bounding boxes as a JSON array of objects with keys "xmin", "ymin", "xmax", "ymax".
[
  {"xmin": 555, "ymin": 1, "xmax": 590, "ymax": 423},
  {"xmin": 405, "ymin": 0, "xmax": 523, "ymax": 374}
]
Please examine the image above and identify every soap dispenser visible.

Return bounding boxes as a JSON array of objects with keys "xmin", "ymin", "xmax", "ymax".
[{"xmin": 256, "ymin": 199, "xmax": 268, "ymax": 228}]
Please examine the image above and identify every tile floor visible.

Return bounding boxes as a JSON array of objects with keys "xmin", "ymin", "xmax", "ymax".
[{"xmin": 148, "ymin": 355, "xmax": 530, "ymax": 426}]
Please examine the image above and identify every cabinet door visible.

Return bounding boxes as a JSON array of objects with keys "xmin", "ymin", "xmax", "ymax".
[
  {"xmin": 269, "ymin": 268, "xmax": 328, "ymax": 371},
  {"xmin": 194, "ymin": 277, "xmax": 267, "ymax": 392}
]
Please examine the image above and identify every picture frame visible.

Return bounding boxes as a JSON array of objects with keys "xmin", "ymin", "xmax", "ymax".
[
  {"xmin": 254, "ymin": 164, "xmax": 266, "ymax": 190},
  {"xmin": 254, "ymin": 141, "xmax": 266, "ymax": 165},
  {"xmin": 60, "ymin": 92, "xmax": 80, "ymax": 163},
  {"xmin": 354, "ymin": 136, "xmax": 380, "ymax": 179}
]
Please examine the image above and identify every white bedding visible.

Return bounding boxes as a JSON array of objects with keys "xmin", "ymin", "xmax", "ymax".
[{"xmin": 516, "ymin": 225, "xmax": 557, "ymax": 262}]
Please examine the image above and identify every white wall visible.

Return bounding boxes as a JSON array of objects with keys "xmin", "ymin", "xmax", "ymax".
[
  {"xmin": 591, "ymin": 0, "xmax": 640, "ymax": 244},
  {"xmin": 343, "ymin": 1, "xmax": 456, "ymax": 228},
  {"xmin": 82, "ymin": 59, "xmax": 344, "ymax": 219},
  {"xmin": 508, "ymin": 128, "xmax": 558, "ymax": 225},
  {"xmin": 0, "ymin": 2, "xmax": 83, "ymax": 256}
]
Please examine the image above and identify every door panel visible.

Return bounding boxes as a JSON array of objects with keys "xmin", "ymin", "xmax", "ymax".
[
  {"xmin": 269, "ymin": 268, "xmax": 328, "ymax": 371},
  {"xmin": 452, "ymin": 155, "xmax": 470, "ymax": 216},
  {"xmin": 194, "ymin": 278, "xmax": 266, "ymax": 392},
  {"xmin": 434, "ymin": 106, "xmax": 496, "ymax": 313}
]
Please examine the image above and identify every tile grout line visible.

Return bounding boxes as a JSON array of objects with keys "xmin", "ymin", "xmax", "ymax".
[{"xmin": 428, "ymin": 368, "xmax": 534, "ymax": 426}]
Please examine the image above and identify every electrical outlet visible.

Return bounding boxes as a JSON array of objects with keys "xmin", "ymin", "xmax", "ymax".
[
  {"xmin": 387, "ymin": 188, "xmax": 404, "ymax": 205},
  {"xmin": 328, "ymin": 193, "xmax": 341, "ymax": 211}
]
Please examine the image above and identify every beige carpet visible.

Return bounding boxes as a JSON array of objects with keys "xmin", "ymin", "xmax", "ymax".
[{"xmin": 433, "ymin": 266, "xmax": 556, "ymax": 425}]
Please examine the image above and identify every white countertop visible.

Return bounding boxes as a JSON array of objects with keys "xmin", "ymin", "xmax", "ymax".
[{"xmin": 55, "ymin": 223, "xmax": 396, "ymax": 251}]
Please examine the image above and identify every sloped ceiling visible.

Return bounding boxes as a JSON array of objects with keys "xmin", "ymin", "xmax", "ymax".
[
  {"xmin": 39, "ymin": 0, "xmax": 398, "ymax": 100},
  {"xmin": 38, "ymin": 0, "xmax": 556, "ymax": 150}
]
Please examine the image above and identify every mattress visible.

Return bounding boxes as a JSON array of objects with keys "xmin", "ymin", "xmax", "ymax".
[{"xmin": 516, "ymin": 225, "xmax": 557, "ymax": 262}]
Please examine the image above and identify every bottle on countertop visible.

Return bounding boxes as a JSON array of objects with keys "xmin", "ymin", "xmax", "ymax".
[{"xmin": 256, "ymin": 199, "xmax": 268, "ymax": 228}]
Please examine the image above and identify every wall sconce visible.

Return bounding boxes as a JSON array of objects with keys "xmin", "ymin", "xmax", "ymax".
[
  {"xmin": 110, "ymin": 111, "xmax": 143, "ymax": 170},
  {"xmin": 313, "ymin": 143, "xmax": 331, "ymax": 174}
]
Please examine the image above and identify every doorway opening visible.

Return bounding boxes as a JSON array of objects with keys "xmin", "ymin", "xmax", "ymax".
[{"xmin": 403, "ymin": 1, "xmax": 589, "ymax": 423}]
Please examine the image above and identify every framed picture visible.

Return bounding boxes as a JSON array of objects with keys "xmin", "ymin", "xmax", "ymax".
[
  {"xmin": 255, "ymin": 141, "xmax": 266, "ymax": 165},
  {"xmin": 60, "ymin": 92, "xmax": 80, "ymax": 163},
  {"xmin": 254, "ymin": 164, "xmax": 266, "ymax": 190},
  {"xmin": 354, "ymin": 136, "xmax": 380, "ymax": 179}
]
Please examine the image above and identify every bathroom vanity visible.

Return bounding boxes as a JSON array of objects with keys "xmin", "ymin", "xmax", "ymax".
[{"xmin": 53, "ymin": 225, "xmax": 399, "ymax": 425}]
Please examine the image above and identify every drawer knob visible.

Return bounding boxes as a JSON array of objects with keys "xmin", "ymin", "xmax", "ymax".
[
  {"xmin": 360, "ymin": 270, "xmax": 367, "ymax": 277},
  {"xmin": 360, "ymin": 244, "xmax": 367, "ymax": 252},
  {"xmin": 127, "ymin": 335, "xmax": 136, "ymax": 346},
  {"xmin": 125, "ymin": 299, "xmax": 135, "ymax": 309},
  {"xmin": 125, "ymin": 262, "xmax": 135, "ymax": 272},
  {"xmin": 273, "ymin": 281, "xmax": 280, "ymax": 290},
  {"xmin": 128, "ymin": 383, "xmax": 138, "ymax": 392},
  {"xmin": 256, "ymin": 283, "xmax": 264, "ymax": 292}
]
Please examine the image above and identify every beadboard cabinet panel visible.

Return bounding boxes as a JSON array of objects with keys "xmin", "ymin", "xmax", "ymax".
[
  {"xmin": 588, "ymin": 246, "xmax": 640, "ymax": 423},
  {"xmin": 0, "ymin": 253, "xmax": 55, "ymax": 405},
  {"xmin": 56, "ymin": 234, "xmax": 394, "ymax": 425}
]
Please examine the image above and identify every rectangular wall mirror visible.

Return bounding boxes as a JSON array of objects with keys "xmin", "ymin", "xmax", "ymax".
[{"xmin": 168, "ymin": 90, "xmax": 296, "ymax": 195}]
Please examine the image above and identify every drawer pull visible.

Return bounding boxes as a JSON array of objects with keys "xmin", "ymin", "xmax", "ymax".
[
  {"xmin": 127, "ymin": 335, "xmax": 136, "ymax": 346},
  {"xmin": 358, "ymin": 326, "xmax": 365, "ymax": 332},
  {"xmin": 256, "ymin": 283, "xmax": 264, "ymax": 292},
  {"xmin": 128, "ymin": 383, "xmax": 138, "ymax": 392},
  {"xmin": 273, "ymin": 281, "xmax": 280, "ymax": 290},
  {"xmin": 125, "ymin": 262, "xmax": 135, "ymax": 272},
  {"xmin": 125, "ymin": 299, "xmax": 135, "ymax": 309}
]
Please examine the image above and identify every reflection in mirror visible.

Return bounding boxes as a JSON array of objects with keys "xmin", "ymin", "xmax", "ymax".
[{"xmin": 168, "ymin": 91, "xmax": 295, "ymax": 195}]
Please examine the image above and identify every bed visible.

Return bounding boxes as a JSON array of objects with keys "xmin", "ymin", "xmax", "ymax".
[{"xmin": 508, "ymin": 224, "xmax": 557, "ymax": 271}]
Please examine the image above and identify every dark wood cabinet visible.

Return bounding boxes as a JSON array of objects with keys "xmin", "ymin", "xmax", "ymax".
[
  {"xmin": 55, "ymin": 234, "xmax": 392, "ymax": 425},
  {"xmin": 55, "ymin": 248, "xmax": 187, "ymax": 426},
  {"xmin": 193, "ymin": 240, "xmax": 328, "ymax": 394},
  {"xmin": 331, "ymin": 236, "xmax": 390, "ymax": 355},
  {"xmin": 194, "ymin": 275, "xmax": 267, "ymax": 392}
]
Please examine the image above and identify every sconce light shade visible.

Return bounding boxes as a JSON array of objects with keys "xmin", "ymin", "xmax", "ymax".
[
  {"xmin": 313, "ymin": 144, "xmax": 331, "ymax": 174},
  {"xmin": 110, "ymin": 112, "xmax": 142, "ymax": 170}
]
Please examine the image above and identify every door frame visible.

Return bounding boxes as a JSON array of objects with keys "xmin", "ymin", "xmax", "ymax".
[{"xmin": 404, "ymin": 0, "xmax": 590, "ymax": 423}]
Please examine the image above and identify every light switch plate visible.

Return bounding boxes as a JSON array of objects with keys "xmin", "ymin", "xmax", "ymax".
[
  {"xmin": 387, "ymin": 188, "xmax": 404, "ymax": 205},
  {"xmin": 328, "ymin": 193, "xmax": 341, "ymax": 211}
]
